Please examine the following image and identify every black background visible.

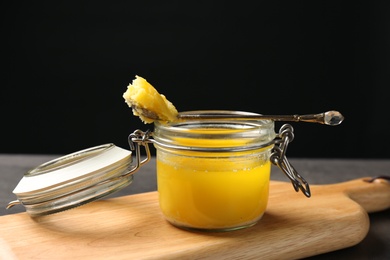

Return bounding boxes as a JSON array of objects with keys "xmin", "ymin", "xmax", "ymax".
[{"xmin": 1, "ymin": 1, "xmax": 389, "ymax": 158}]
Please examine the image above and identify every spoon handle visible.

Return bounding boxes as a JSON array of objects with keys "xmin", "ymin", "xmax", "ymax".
[{"xmin": 178, "ymin": 110, "xmax": 344, "ymax": 126}]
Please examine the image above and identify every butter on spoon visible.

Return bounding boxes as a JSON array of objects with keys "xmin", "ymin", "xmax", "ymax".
[
  {"xmin": 123, "ymin": 76, "xmax": 344, "ymax": 126},
  {"xmin": 123, "ymin": 75, "xmax": 178, "ymax": 124}
]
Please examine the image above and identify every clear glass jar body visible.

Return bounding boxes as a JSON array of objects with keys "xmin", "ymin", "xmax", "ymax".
[{"xmin": 153, "ymin": 111, "xmax": 276, "ymax": 231}]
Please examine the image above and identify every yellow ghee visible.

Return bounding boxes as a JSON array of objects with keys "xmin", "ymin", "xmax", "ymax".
[{"xmin": 156, "ymin": 149, "xmax": 271, "ymax": 230}]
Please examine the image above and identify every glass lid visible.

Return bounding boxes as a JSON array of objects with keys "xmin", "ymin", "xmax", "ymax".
[{"xmin": 7, "ymin": 144, "xmax": 134, "ymax": 217}]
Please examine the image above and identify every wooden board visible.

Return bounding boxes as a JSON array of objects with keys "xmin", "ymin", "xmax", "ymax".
[{"xmin": 1, "ymin": 178, "xmax": 389, "ymax": 260}]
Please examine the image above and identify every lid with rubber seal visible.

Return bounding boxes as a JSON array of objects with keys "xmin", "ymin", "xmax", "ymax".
[{"xmin": 7, "ymin": 143, "xmax": 134, "ymax": 217}]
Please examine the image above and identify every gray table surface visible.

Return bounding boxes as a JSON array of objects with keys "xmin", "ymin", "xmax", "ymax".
[{"xmin": 1, "ymin": 154, "xmax": 389, "ymax": 259}]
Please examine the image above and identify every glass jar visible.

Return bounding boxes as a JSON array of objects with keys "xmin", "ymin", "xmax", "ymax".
[{"xmin": 152, "ymin": 110, "xmax": 276, "ymax": 231}]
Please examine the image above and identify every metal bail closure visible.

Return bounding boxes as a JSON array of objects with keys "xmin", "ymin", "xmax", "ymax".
[
  {"xmin": 270, "ymin": 124, "xmax": 311, "ymax": 197},
  {"xmin": 127, "ymin": 129, "xmax": 153, "ymax": 175}
]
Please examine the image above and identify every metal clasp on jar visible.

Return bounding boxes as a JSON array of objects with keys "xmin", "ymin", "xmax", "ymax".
[
  {"xmin": 271, "ymin": 124, "xmax": 311, "ymax": 197},
  {"xmin": 124, "ymin": 129, "xmax": 153, "ymax": 177}
]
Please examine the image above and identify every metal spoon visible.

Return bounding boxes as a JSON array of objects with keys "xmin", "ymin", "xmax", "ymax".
[{"xmin": 177, "ymin": 110, "xmax": 344, "ymax": 126}]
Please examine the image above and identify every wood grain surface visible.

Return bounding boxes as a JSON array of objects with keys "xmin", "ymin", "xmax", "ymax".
[{"xmin": 1, "ymin": 178, "xmax": 389, "ymax": 260}]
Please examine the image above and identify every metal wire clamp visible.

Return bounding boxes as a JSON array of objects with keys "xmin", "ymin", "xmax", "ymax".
[
  {"xmin": 271, "ymin": 124, "xmax": 311, "ymax": 197},
  {"xmin": 125, "ymin": 129, "xmax": 152, "ymax": 177}
]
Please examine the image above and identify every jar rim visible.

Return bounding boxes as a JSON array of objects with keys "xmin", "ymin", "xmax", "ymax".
[
  {"xmin": 152, "ymin": 110, "xmax": 276, "ymax": 152},
  {"xmin": 154, "ymin": 110, "xmax": 274, "ymax": 131}
]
